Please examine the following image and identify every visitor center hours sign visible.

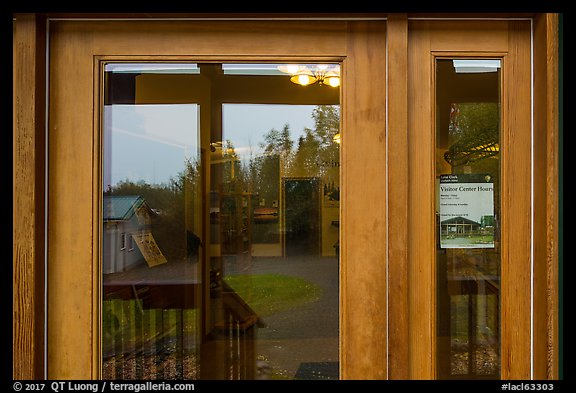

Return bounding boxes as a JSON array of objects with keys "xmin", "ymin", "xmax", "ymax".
[{"xmin": 439, "ymin": 174, "xmax": 495, "ymax": 249}]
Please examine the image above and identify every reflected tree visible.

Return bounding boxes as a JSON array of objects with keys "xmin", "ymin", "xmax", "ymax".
[
  {"xmin": 444, "ymin": 103, "xmax": 499, "ymax": 168},
  {"xmin": 106, "ymin": 158, "xmax": 202, "ymax": 262},
  {"xmin": 105, "ymin": 104, "xmax": 341, "ymax": 258}
]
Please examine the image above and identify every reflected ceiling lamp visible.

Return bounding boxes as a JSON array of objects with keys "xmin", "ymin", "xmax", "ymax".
[{"xmin": 278, "ymin": 64, "xmax": 340, "ymax": 87}]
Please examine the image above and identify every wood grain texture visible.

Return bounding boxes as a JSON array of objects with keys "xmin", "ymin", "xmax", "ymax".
[
  {"xmin": 48, "ymin": 19, "xmax": 388, "ymax": 380},
  {"xmin": 407, "ymin": 20, "xmax": 533, "ymax": 379},
  {"xmin": 532, "ymin": 13, "xmax": 548, "ymax": 380},
  {"xmin": 340, "ymin": 20, "xmax": 388, "ymax": 380},
  {"xmin": 54, "ymin": 20, "xmax": 348, "ymax": 58},
  {"xmin": 48, "ymin": 22, "xmax": 97, "ymax": 379},
  {"xmin": 407, "ymin": 20, "xmax": 435, "ymax": 379},
  {"xmin": 386, "ymin": 14, "xmax": 409, "ymax": 380},
  {"xmin": 13, "ymin": 14, "xmax": 46, "ymax": 380},
  {"xmin": 21, "ymin": 15, "xmax": 556, "ymax": 380},
  {"xmin": 500, "ymin": 20, "xmax": 532, "ymax": 380},
  {"xmin": 544, "ymin": 14, "xmax": 559, "ymax": 380},
  {"xmin": 533, "ymin": 13, "xmax": 559, "ymax": 380}
]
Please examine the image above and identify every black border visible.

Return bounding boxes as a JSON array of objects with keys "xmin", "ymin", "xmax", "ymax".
[{"xmin": 5, "ymin": 2, "xmax": 567, "ymax": 386}]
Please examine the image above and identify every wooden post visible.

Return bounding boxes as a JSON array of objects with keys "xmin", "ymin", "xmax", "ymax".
[
  {"xmin": 387, "ymin": 13, "xmax": 409, "ymax": 379},
  {"xmin": 13, "ymin": 13, "xmax": 46, "ymax": 380}
]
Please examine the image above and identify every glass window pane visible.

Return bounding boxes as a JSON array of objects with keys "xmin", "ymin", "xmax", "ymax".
[
  {"xmin": 102, "ymin": 63, "xmax": 340, "ymax": 380},
  {"xmin": 435, "ymin": 59, "xmax": 501, "ymax": 379}
]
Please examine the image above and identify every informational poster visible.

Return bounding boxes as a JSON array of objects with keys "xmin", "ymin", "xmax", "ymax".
[{"xmin": 439, "ymin": 174, "xmax": 495, "ymax": 249}]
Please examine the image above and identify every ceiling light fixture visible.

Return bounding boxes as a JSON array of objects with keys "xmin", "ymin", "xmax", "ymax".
[{"xmin": 278, "ymin": 64, "xmax": 340, "ymax": 87}]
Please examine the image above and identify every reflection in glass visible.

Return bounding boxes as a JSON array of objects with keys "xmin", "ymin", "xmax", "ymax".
[
  {"xmin": 436, "ymin": 59, "xmax": 501, "ymax": 379},
  {"xmin": 102, "ymin": 63, "xmax": 340, "ymax": 379}
]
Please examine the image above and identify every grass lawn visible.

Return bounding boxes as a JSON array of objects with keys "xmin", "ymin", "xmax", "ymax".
[{"xmin": 224, "ymin": 273, "xmax": 323, "ymax": 317}]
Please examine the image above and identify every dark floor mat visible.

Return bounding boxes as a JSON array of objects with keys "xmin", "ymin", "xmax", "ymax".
[{"xmin": 294, "ymin": 362, "xmax": 339, "ymax": 380}]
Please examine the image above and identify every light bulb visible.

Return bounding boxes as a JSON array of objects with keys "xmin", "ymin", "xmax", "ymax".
[
  {"xmin": 291, "ymin": 74, "xmax": 316, "ymax": 86},
  {"xmin": 326, "ymin": 76, "xmax": 340, "ymax": 87},
  {"xmin": 298, "ymin": 74, "xmax": 312, "ymax": 85},
  {"xmin": 286, "ymin": 64, "xmax": 301, "ymax": 74}
]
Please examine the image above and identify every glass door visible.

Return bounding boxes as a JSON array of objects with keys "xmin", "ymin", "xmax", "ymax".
[
  {"xmin": 404, "ymin": 20, "xmax": 533, "ymax": 379},
  {"xmin": 47, "ymin": 19, "xmax": 387, "ymax": 380},
  {"xmin": 101, "ymin": 62, "xmax": 341, "ymax": 380}
]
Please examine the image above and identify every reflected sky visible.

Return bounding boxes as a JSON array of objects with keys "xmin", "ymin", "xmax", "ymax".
[
  {"xmin": 104, "ymin": 104, "xmax": 315, "ymax": 187},
  {"xmin": 222, "ymin": 104, "xmax": 315, "ymax": 160}
]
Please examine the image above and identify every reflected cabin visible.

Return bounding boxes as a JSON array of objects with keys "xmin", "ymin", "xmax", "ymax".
[{"xmin": 103, "ymin": 195, "xmax": 167, "ymax": 273}]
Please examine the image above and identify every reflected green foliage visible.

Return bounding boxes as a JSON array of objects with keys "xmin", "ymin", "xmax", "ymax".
[
  {"xmin": 445, "ymin": 103, "xmax": 499, "ymax": 168},
  {"xmin": 224, "ymin": 274, "xmax": 322, "ymax": 317},
  {"xmin": 253, "ymin": 106, "xmax": 339, "ymax": 175}
]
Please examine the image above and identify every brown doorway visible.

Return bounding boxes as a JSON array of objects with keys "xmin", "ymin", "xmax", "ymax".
[{"xmin": 283, "ymin": 178, "xmax": 321, "ymax": 257}]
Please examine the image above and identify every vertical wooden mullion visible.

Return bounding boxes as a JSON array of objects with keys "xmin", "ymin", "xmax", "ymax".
[
  {"xmin": 500, "ymin": 20, "xmax": 532, "ymax": 380},
  {"xmin": 407, "ymin": 20, "xmax": 435, "ymax": 379},
  {"xmin": 533, "ymin": 13, "xmax": 560, "ymax": 380},
  {"xmin": 13, "ymin": 13, "xmax": 46, "ymax": 380},
  {"xmin": 387, "ymin": 13, "xmax": 409, "ymax": 380},
  {"xmin": 543, "ymin": 14, "xmax": 559, "ymax": 380},
  {"xmin": 341, "ymin": 20, "xmax": 388, "ymax": 379}
]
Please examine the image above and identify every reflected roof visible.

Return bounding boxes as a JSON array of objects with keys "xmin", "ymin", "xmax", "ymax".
[{"xmin": 103, "ymin": 195, "xmax": 145, "ymax": 221}]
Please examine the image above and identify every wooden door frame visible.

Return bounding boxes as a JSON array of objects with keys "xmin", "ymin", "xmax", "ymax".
[{"xmin": 13, "ymin": 13, "xmax": 559, "ymax": 380}]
